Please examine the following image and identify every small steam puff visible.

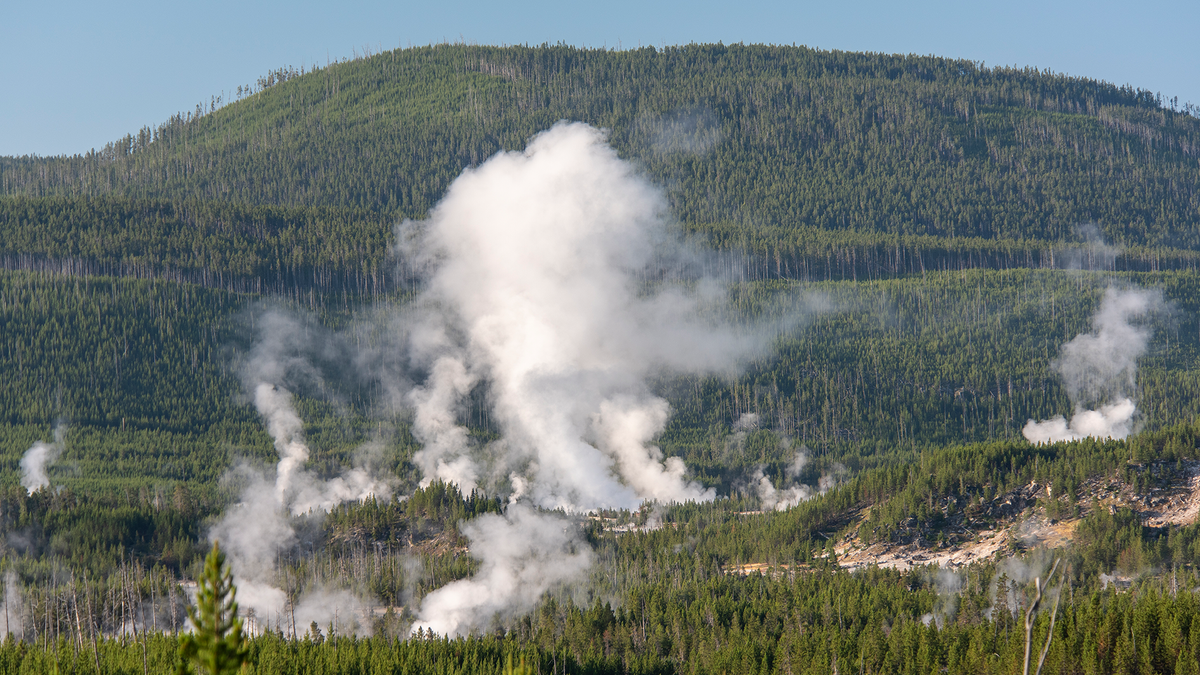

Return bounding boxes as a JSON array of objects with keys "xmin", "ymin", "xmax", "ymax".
[
  {"xmin": 921, "ymin": 567, "xmax": 963, "ymax": 628},
  {"xmin": 20, "ymin": 425, "xmax": 65, "ymax": 494},
  {"xmin": 1023, "ymin": 287, "xmax": 1163, "ymax": 443},
  {"xmin": 399, "ymin": 122, "xmax": 761, "ymax": 511},
  {"xmin": 410, "ymin": 504, "xmax": 591, "ymax": 637},
  {"xmin": 753, "ymin": 451, "xmax": 848, "ymax": 511},
  {"xmin": 735, "ymin": 416, "xmax": 845, "ymax": 511},
  {"xmin": 986, "ymin": 554, "xmax": 1058, "ymax": 620}
]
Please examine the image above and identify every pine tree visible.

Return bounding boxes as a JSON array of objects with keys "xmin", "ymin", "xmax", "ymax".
[{"xmin": 176, "ymin": 542, "xmax": 250, "ymax": 675}]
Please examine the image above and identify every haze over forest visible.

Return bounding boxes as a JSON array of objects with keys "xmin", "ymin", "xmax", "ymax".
[{"xmin": 2, "ymin": 43, "xmax": 1200, "ymax": 674}]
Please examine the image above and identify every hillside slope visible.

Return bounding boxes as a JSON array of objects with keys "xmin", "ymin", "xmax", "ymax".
[
  {"xmin": 2, "ymin": 44, "xmax": 1198, "ymax": 250},
  {"xmin": 2, "ymin": 46, "xmax": 1200, "ymax": 673}
]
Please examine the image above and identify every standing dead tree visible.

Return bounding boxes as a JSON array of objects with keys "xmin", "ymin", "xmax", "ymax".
[{"xmin": 1023, "ymin": 558, "xmax": 1062, "ymax": 675}]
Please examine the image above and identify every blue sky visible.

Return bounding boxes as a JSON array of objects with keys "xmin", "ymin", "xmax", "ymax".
[{"xmin": 2, "ymin": 0, "xmax": 1197, "ymax": 157}]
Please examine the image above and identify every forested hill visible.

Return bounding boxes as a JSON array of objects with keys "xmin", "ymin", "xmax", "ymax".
[
  {"xmin": 7, "ymin": 45, "xmax": 1200, "ymax": 673},
  {"xmin": 1, "ymin": 43, "xmax": 1199, "ymax": 285}
]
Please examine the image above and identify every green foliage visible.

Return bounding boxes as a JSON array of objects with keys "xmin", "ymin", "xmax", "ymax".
[
  {"xmin": 3, "ymin": 42, "xmax": 1200, "ymax": 675},
  {"xmin": 0, "ymin": 270, "xmax": 253, "ymax": 433},
  {"xmin": 2, "ymin": 574, "xmax": 1200, "ymax": 674},
  {"xmin": 3, "ymin": 44, "xmax": 1200, "ymax": 297},
  {"xmin": 7, "ymin": 266, "xmax": 1200, "ymax": 497},
  {"xmin": 0, "ymin": 196, "xmax": 393, "ymax": 295},
  {"xmin": 177, "ymin": 542, "xmax": 249, "ymax": 675},
  {"xmin": 4, "ymin": 45, "xmax": 1198, "ymax": 248},
  {"xmin": 502, "ymin": 651, "xmax": 531, "ymax": 675}
]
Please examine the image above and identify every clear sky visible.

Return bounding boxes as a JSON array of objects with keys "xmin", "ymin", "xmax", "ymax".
[{"xmin": 2, "ymin": 0, "xmax": 1197, "ymax": 157}]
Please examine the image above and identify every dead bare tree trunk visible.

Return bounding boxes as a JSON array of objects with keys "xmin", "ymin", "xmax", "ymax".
[
  {"xmin": 72, "ymin": 582, "xmax": 84, "ymax": 654},
  {"xmin": 84, "ymin": 578, "xmax": 100, "ymax": 673},
  {"xmin": 133, "ymin": 568, "xmax": 148, "ymax": 675},
  {"xmin": 151, "ymin": 569, "xmax": 158, "ymax": 634},
  {"xmin": 1023, "ymin": 558, "xmax": 1061, "ymax": 675}
]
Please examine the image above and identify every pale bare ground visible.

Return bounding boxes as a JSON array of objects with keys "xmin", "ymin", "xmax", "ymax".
[
  {"xmin": 837, "ymin": 528, "xmax": 1012, "ymax": 572},
  {"xmin": 724, "ymin": 460, "xmax": 1200, "ymax": 577},
  {"xmin": 1143, "ymin": 461, "xmax": 1200, "ymax": 527},
  {"xmin": 725, "ymin": 562, "xmax": 790, "ymax": 577}
]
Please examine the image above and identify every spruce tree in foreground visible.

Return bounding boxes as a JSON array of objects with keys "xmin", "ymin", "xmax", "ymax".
[{"xmin": 177, "ymin": 542, "xmax": 249, "ymax": 675}]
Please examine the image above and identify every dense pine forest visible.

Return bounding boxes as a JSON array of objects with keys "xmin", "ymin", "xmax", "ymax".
[{"xmin": 2, "ymin": 43, "xmax": 1200, "ymax": 673}]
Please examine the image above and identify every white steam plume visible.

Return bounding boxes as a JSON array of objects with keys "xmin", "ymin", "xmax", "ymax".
[
  {"xmin": 408, "ymin": 355, "xmax": 479, "ymax": 492},
  {"xmin": 399, "ymin": 122, "xmax": 792, "ymax": 638},
  {"xmin": 410, "ymin": 504, "xmax": 591, "ymax": 637},
  {"xmin": 20, "ymin": 425, "xmax": 65, "ymax": 494},
  {"xmin": 1023, "ymin": 287, "xmax": 1163, "ymax": 443},
  {"xmin": 399, "ymin": 121, "xmax": 763, "ymax": 511},
  {"xmin": 251, "ymin": 383, "xmax": 390, "ymax": 514},
  {"xmin": 1, "ymin": 572, "xmax": 22, "ymax": 639},
  {"xmin": 210, "ymin": 313, "xmax": 392, "ymax": 634},
  {"xmin": 754, "ymin": 446, "xmax": 847, "ymax": 511},
  {"xmin": 920, "ymin": 567, "xmax": 963, "ymax": 628},
  {"xmin": 254, "ymin": 383, "xmax": 309, "ymax": 506},
  {"xmin": 987, "ymin": 554, "xmax": 1058, "ymax": 620}
]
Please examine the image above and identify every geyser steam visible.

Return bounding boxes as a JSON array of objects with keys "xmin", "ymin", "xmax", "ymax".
[
  {"xmin": 1023, "ymin": 287, "xmax": 1163, "ymax": 443},
  {"xmin": 1, "ymin": 572, "xmax": 23, "ymax": 639},
  {"xmin": 411, "ymin": 504, "xmax": 591, "ymax": 637},
  {"xmin": 212, "ymin": 123, "xmax": 790, "ymax": 638},
  {"xmin": 404, "ymin": 122, "xmax": 770, "ymax": 635},
  {"xmin": 400, "ymin": 121, "xmax": 758, "ymax": 512},
  {"xmin": 20, "ymin": 425, "xmax": 65, "ymax": 494},
  {"xmin": 211, "ymin": 312, "xmax": 392, "ymax": 634}
]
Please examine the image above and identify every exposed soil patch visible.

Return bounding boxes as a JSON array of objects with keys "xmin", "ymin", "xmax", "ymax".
[
  {"xmin": 838, "ymin": 527, "xmax": 1012, "ymax": 572},
  {"xmin": 836, "ymin": 460, "xmax": 1200, "ymax": 572},
  {"xmin": 726, "ymin": 459, "xmax": 1200, "ymax": 576},
  {"xmin": 1140, "ymin": 461, "xmax": 1200, "ymax": 527},
  {"xmin": 409, "ymin": 530, "xmax": 468, "ymax": 557}
]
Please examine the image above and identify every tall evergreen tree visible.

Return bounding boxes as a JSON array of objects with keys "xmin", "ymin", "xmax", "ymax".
[{"xmin": 177, "ymin": 542, "xmax": 250, "ymax": 675}]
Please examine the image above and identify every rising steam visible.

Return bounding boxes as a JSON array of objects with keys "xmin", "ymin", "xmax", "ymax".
[
  {"xmin": 399, "ymin": 122, "xmax": 760, "ymax": 511},
  {"xmin": 1023, "ymin": 287, "xmax": 1163, "ymax": 443},
  {"xmin": 213, "ymin": 122, "xmax": 797, "ymax": 638},
  {"xmin": 20, "ymin": 425, "xmax": 65, "ymax": 494},
  {"xmin": 921, "ymin": 567, "xmax": 963, "ymax": 628},
  {"xmin": 733, "ymin": 416, "xmax": 846, "ymax": 511},
  {"xmin": 411, "ymin": 505, "xmax": 591, "ymax": 637},
  {"xmin": 753, "ymin": 449, "xmax": 848, "ymax": 511},
  {"xmin": 210, "ymin": 312, "xmax": 392, "ymax": 635},
  {"xmin": 403, "ymin": 122, "xmax": 786, "ymax": 635},
  {"xmin": 1, "ymin": 572, "xmax": 22, "ymax": 639}
]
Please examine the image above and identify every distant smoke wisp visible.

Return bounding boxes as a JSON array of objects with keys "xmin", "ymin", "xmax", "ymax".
[
  {"xmin": 921, "ymin": 567, "xmax": 963, "ymax": 628},
  {"xmin": 20, "ymin": 425, "xmax": 65, "ymax": 494},
  {"xmin": 639, "ymin": 107, "xmax": 722, "ymax": 156},
  {"xmin": 1023, "ymin": 287, "xmax": 1163, "ymax": 444},
  {"xmin": 987, "ymin": 554, "xmax": 1059, "ymax": 620},
  {"xmin": 1, "ymin": 572, "xmax": 23, "ymax": 639}
]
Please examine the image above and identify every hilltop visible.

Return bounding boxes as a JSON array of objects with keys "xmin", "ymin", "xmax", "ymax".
[{"xmin": 2, "ymin": 43, "xmax": 1200, "ymax": 294}]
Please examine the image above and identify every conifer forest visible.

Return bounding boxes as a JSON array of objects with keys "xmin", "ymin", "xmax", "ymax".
[{"xmin": 3, "ymin": 43, "xmax": 1200, "ymax": 673}]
